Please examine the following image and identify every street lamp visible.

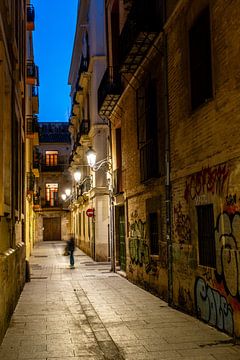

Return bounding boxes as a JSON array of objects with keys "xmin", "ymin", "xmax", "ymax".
[
  {"xmin": 61, "ymin": 188, "xmax": 72, "ymax": 202},
  {"xmin": 86, "ymin": 147, "xmax": 115, "ymax": 272},
  {"xmin": 61, "ymin": 193, "xmax": 67, "ymax": 201},
  {"xmin": 65, "ymin": 188, "xmax": 71, "ymax": 197},
  {"xmin": 73, "ymin": 170, "xmax": 81, "ymax": 183}
]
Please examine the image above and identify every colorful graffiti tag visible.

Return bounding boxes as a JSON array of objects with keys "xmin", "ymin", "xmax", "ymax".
[
  {"xmin": 174, "ymin": 202, "xmax": 191, "ymax": 246},
  {"xmin": 129, "ymin": 220, "xmax": 149, "ymax": 266},
  {"xmin": 195, "ymin": 277, "xmax": 234, "ymax": 335},
  {"xmin": 184, "ymin": 164, "xmax": 229, "ymax": 202},
  {"xmin": 215, "ymin": 211, "xmax": 240, "ymax": 299}
]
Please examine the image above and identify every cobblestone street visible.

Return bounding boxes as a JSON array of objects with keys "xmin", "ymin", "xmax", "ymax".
[{"xmin": 1, "ymin": 241, "xmax": 240, "ymax": 360}]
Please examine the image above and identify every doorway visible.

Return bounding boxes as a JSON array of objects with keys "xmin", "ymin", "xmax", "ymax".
[
  {"xmin": 43, "ymin": 217, "xmax": 61, "ymax": 241},
  {"xmin": 115, "ymin": 205, "xmax": 126, "ymax": 271}
]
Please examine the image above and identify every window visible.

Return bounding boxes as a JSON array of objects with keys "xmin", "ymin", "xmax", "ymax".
[
  {"xmin": 189, "ymin": 7, "xmax": 213, "ymax": 110},
  {"xmin": 45, "ymin": 183, "xmax": 58, "ymax": 207},
  {"xmin": 149, "ymin": 212, "xmax": 159, "ymax": 255},
  {"xmin": 45, "ymin": 151, "xmax": 58, "ymax": 166},
  {"xmin": 197, "ymin": 204, "xmax": 216, "ymax": 267},
  {"xmin": 137, "ymin": 78, "xmax": 159, "ymax": 182}
]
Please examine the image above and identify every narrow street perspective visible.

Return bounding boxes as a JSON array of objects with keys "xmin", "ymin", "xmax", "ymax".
[
  {"xmin": 1, "ymin": 0, "xmax": 240, "ymax": 359},
  {"xmin": 0, "ymin": 241, "xmax": 240, "ymax": 360}
]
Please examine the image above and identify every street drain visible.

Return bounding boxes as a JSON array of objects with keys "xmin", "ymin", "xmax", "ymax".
[
  {"xmin": 34, "ymin": 255, "xmax": 48, "ymax": 258},
  {"xmin": 31, "ymin": 276, "xmax": 48, "ymax": 280}
]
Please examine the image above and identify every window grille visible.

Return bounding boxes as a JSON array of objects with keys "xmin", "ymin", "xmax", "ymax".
[{"xmin": 197, "ymin": 204, "xmax": 216, "ymax": 268}]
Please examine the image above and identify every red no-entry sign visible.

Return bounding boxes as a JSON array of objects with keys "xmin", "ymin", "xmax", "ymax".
[{"xmin": 86, "ymin": 208, "xmax": 94, "ymax": 217}]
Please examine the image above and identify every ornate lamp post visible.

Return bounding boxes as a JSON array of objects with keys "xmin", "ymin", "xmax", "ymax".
[{"xmin": 86, "ymin": 147, "xmax": 116, "ymax": 272}]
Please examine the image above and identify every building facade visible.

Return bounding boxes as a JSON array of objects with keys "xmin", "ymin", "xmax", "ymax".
[
  {"xmin": 0, "ymin": 0, "xmax": 27, "ymax": 343},
  {"xmin": 166, "ymin": 0, "xmax": 240, "ymax": 338},
  {"xmin": 68, "ymin": 0, "xmax": 109, "ymax": 261},
  {"xmin": 25, "ymin": 0, "xmax": 40, "ymax": 260},
  {"xmin": 35, "ymin": 122, "xmax": 72, "ymax": 242},
  {"xmin": 99, "ymin": 0, "xmax": 240, "ymax": 339}
]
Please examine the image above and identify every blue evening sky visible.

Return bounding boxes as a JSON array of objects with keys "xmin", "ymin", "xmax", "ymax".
[{"xmin": 33, "ymin": 0, "xmax": 78, "ymax": 122}]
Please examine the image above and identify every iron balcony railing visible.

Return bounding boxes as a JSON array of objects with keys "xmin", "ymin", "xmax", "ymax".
[
  {"xmin": 33, "ymin": 193, "xmax": 40, "ymax": 207},
  {"xmin": 27, "ymin": 171, "xmax": 35, "ymax": 194},
  {"xmin": 98, "ymin": 67, "xmax": 123, "ymax": 117},
  {"xmin": 119, "ymin": 0, "xmax": 163, "ymax": 73},
  {"xmin": 27, "ymin": 61, "xmax": 39, "ymax": 85},
  {"xmin": 27, "ymin": 4, "xmax": 35, "ymax": 31},
  {"xmin": 79, "ymin": 177, "xmax": 91, "ymax": 196},
  {"xmin": 26, "ymin": 115, "xmax": 39, "ymax": 137},
  {"xmin": 32, "ymin": 86, "xmax": 39, "ymax": 113},
  {"xmin": 80, "ymin": 119, "xmax": 90, "ymax": 135},
  {"xmin": 43, "ymin": 200, "xmax": 59, "ymax": 208},
  {"xmin": 33, "ymin": 147, "xmax": 41, "ymax": 169},
  {"xmin": 32, "ymin": 86, "xmax": 38, "ymax": 97},
  {"xmin": 80, "ymin": 54, "xmax": 89, "ymax": 73},
  {"xmin": 41, "ymin": 163, "xmax": 66, "ymax": 172},
  {"xmin": 140, "ymin": 138, "xmax": 159, "ymax": 183}
]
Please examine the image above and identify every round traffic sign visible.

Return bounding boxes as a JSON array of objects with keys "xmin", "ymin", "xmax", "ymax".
[{"xmin": 86, "ymin": 208, "xmax": 94, "ymax": 217}]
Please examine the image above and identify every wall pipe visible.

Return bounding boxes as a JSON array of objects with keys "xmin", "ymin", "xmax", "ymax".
[{"xmin": 163, "ymin": 0, "xmax": 173, "ymax": 306}]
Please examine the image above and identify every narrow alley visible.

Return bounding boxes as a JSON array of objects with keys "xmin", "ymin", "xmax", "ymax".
[{"xmin": 0, "ymin": 241, "xmax": 240, "ymax": 360}]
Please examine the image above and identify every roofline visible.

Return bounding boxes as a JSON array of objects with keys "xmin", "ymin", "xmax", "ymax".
[{"xmin": 68, "ymin": 0, "xmax": 90, "ymax": 86}]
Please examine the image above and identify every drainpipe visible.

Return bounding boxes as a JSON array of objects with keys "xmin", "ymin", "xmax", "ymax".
[
  {"xmin": 163, "ymin": 0, "xmax": 173, "ymax": 306},
  {"xmin": 108, "ymin": 120, "xmax": 116, "ymax": 272}
]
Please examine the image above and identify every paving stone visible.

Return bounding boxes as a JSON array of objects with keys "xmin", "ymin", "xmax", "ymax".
[{"xmin": 1, "ymin": 241, "xmax": 240, "ymax": 360}]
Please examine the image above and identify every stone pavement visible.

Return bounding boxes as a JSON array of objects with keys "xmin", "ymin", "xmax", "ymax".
[{"xmin": 1, "ymin": 242, "xmax": 240, "ymax": 360}]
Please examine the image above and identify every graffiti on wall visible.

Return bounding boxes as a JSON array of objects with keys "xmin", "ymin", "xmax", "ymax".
[
  {"xmin": 224, "ymin": 194, "xmax": 240, "ymax": 214},
  {"xmin": 129, "ymin": 219, "xmax": 149, "ymax": 266},
  {"xmin": 184, "ymin": 164, "xmax": 229, "ymax": 202},
  {"xmin": 178, "ymin": 286, "xmax": 193, "ymax": 310},
  {"xmin": 215, "ymin": 211, "xmax": 240, "ymax": 299},
  {"xmin": 195, "ymin": 277, "xmax": 234, "ymax": 335},
  {"xmin": 174, "ymin": 202, "xmax": 191, "ymax": 246},
  {"xmin": 128, "ymin": 218, "xmax": 159, "ymax": 276}
]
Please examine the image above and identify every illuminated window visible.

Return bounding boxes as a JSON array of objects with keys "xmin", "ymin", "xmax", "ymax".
[
  {"xmin": 45, "ymin": 183, "xmax": 58, "ymax": 207},
  {"xmin": 45, "ymin": 151, "xmax": 58, "ymax": 166}
]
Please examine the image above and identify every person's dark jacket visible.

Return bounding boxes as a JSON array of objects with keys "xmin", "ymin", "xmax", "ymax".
[{"xmin": 67, "ymin": 238, "xmax": 75, "ymax": 252}]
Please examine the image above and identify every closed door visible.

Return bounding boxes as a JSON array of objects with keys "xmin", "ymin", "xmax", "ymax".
[
  {"xmin": 116, "ymin": 206, "xmax": 126, "ymax": 271},
  {"xmin": 43, "ymin": 217, "xmax": 61, "ymax": 241}
]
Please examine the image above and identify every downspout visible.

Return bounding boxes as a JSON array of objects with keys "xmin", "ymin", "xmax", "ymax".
[
  {"xmin": 108, "ymin": 119, "xmax": 116, "ymax": 272},
  {"xmin": 163, "ymin": 0, "xmax": 173, "ymax": 306},
  {"xmin": 10, "ymin": 58, "xmax": 16, "ymax": 249}
]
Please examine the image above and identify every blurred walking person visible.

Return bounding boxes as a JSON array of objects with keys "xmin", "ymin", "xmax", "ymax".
[{"xmin": 67, "ymin": 236, "xmax": 75, "ymax": 268}]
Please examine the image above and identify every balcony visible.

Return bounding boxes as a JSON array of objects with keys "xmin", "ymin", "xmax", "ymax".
[
  {"xmin": 27, "ymin": 4, "xmax": 35, "ymax": 31},
  {"xmin": 33, "ymin": 192, "xmax": 41, "ymax": 209},
  {"xmin": 32, "ymin": 86, "xmax": 39, "ymax": 114},
  {"xmin": 43, "ymin": 200, "xmax": 60, "ymax": 208},
  {"xmin": 26, "ymin": 61, "xmax": 39, "ymax": 85},
  {"xmin": 26, "ymin": 115, "xmax": 39, "ymax": 138},
  {"xmin": 27, "ymin": 172, "xmax": 35, "ymax": 195},
  {"xmin": 119, "ymin": 0, "xmax": 163, "ymax": 73},
  {"xmin": 113, "ymin": 168, "xmax": 123, "ymax": 195},
  {"xmin": 80, "ymin": 177, "xmax": 91, "ymax": 195},
  {"xmin": 140, "ymin": 139, "xmax": 159, "ymax": 183},
  {"xmin": 32, "ymin": 149, "xmax": 40, "ymax": 177},
  {"xmin": 41, "ymin": 164, "xmax": 65, "ymax": 173},
  {"xmin": 98, "ymin": 67, "xmax": 123, "ymax": 117},
  {"xmin": 79, "ymin": 55, "xmax": 90, "ymax": 87}
]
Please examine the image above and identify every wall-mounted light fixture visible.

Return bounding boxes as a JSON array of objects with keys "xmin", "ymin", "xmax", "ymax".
[{"xmin": 86, "ymin": 147, "xmax": 115, "ymax": 272}]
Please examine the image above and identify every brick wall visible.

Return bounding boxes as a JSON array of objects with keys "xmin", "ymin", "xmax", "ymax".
[{"xmin": 167, "ymin": 0, "xmax": 240, "ymax": 337}]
